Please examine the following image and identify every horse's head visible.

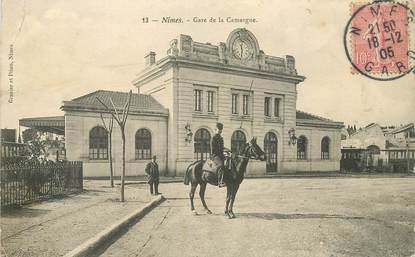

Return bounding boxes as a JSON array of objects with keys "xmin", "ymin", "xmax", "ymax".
[{"xmin": 246, "ymin": 137, "xmax": 266, "ymax": 161}]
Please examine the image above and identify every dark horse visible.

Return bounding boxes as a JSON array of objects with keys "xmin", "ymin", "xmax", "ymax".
[{"xmin": 184, "ymin": 137, "xmax": 265, "ymax": 219}]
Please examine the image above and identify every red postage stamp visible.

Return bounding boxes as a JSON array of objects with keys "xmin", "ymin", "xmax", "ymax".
[{"xmin": 344, "ymin": 1, "xmax": 414, "ymax": 80}]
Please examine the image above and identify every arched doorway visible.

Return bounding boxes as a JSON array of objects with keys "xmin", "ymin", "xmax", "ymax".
[
  {"xmin": 264, "ymin": 132, "xmax": 278, "ymax": 172},
  {"xmin": 194, "ymin": 128, "xmax": 211, "ymax": 160},
  {"xmin": 231, "ymin": 130, "xmax": 246, "ymax": 156},
  {"xmin": 366, "ymin": 145, "xmax": 380, "ymax": 168}
]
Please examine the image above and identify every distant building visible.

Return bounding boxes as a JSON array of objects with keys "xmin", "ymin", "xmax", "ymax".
[
  {"xmin": 0, "ymin": 129, "xmax": 16, "ymax": 143},
  {"xmin": 18, "ymin": 117, "xmax": 66, "ymax": 161},
  {"xmin": 0, "ymin": 129, "xmax": 26, "ymax": 162},
  {"xmin": 341, "ymin": 123, "xmax": 415, "ymax": 171}
]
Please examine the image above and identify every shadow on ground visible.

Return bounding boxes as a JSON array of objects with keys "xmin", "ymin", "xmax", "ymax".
[
  {"xmin": 1, "ymin": 207, "xmax": 51, "ymax": 218},
  {"xmin": 237, "ymin": 212, "xmax": 366, "ymax": 221}
]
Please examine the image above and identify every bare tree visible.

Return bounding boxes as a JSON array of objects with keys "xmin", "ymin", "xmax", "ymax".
[
  {"xmin": 100, "ymin": 113, "xmax": 114, "ymax": 187},
  {"xmin": 96, "ymin": 90, "xmax": 132, "ymax": 202}
]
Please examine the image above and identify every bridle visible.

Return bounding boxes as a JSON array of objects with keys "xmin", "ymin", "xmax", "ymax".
[{"xmin": 237, "ymin": 142, "xmax": 261, "ymax": 160}]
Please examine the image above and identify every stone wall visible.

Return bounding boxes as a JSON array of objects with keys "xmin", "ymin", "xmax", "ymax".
[
  {"xmin": 173, "ymin": 66, "xmax": 299, "ymax": 175},
  {"xmin": 65, "ymin": 111, "xmax": 168, "ymax": 177},
  {"xmin": 135, "ymin": 63, "xmax": 342, "ymax": 175},
  {"xmin": 283, "ymin": 126, "xmax": 341, "ymax": 172}
]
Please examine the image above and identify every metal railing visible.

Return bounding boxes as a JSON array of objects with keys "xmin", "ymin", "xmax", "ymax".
[
  {"xmin": 0, "ymin": 161, "xmax": 83, "ymax": 207},
  {"xmin": 0, "ymin": 141, "xmax": 27, "ymax": 159},
  {"xmin": 341, "ymin": 149, "xmax": 415, "ymax": 172}
]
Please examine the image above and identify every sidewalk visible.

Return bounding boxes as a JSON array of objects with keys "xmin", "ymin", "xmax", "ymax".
[{"xmin": 1, "ymin": 180, "xmax": 157, "ymax": 257}]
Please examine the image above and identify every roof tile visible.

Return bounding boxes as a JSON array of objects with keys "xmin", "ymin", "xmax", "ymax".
[{"xmin": 63, "ymin": 90, "xmax": 168, "ymax": 115}]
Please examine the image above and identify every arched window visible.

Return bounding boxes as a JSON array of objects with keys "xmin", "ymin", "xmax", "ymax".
[
  {"xmin": 194, "ymin": 128, "xmax": 211, "ymax": 160},
  {"xmin": 231, "ymin": 130, "xmax": 246, "ymax": 155},
  {"xmin": 89, "ymin": 126, "xmax": 108, "ymax": 160},
  {"xmin": 367, "ymin": 145, "xmax": 380, "ymax": 154},
  {"xmin": 297, "ymin": 135, "xmax": 307, "ymax": 160},
  {"xmin": 264, "ymin": 132, "xmax": 278, "ymax": 172},
  {"xmin": 321, "ymin": 137, "xmax": 330, "ymax": 160},
  {"xmin": 136, "ymin": 129, "xmax": 152, "ymax": 160}
]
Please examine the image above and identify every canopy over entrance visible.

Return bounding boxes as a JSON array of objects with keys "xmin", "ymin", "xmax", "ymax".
[{"xmin": 19, "ymin": 116, "xmax": 65, "ymax": 135}]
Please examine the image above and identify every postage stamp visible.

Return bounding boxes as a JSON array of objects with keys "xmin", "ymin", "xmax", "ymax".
[{"xmin": 344, "ymin": 0, "xmax": 415, "ymax": 81}]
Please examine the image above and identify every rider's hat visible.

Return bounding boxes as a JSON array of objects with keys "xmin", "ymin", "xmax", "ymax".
[{"xmin": 216, "ymin": 122, "xmax": 223, "ymax": 130}]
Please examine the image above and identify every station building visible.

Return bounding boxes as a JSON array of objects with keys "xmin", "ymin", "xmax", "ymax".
[{"xmin": 56, "ymin": 28, "xmax": 343, "ymax": 177}]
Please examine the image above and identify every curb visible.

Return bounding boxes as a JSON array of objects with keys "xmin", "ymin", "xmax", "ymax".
[
  {"xmin": 120, "ymin": 179, "xmax": 183, "ymax": 185},
  {"xmin": 63, "ymin": 195, "xmax": 165, "ymax": 257}
]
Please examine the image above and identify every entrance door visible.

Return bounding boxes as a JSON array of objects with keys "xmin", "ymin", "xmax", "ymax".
[
  {"xmin": 264, "ymin": 132, "xmax": 278, "ymax": 172},
  {"xmin": 366, "ymin": 145, "xmax": 380, "ymax": 169}
]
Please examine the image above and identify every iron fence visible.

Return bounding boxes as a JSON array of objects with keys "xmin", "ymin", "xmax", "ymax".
[{"xmin": 0, "ymin": 161, "xmax": 83, "ymax": 207}]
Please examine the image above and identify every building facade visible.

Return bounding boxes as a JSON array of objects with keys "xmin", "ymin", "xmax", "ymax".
[
  {"xmin": 59, "ymin": 28, "xmax": 343, "ymax": 177},
  {"xmin": 128, "ymin": 28, "xmax": 343, "ymax": 177},
  {"xmin": 62, "ymin": 91, "xmax": 169, "ymax": 177}
]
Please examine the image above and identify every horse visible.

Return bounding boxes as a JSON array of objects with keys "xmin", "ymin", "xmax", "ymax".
[{"xmin": 184, "ymin": 137, "xmax": 266, "ymax": 219}]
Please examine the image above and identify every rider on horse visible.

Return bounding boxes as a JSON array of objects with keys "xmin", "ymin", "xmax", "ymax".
[{"xmin": 211, "ymin": 122, "xmax": 227, "ymax": 187}]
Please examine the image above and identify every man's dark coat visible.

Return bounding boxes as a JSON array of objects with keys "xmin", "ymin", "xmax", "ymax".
[{"xmin": 145, "ymin": 161, "xmax": 159, "ymax": 184}]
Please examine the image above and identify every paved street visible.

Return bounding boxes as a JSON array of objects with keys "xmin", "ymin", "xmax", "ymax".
[{"xmin": 101, "ymin": 178, "xmax": 415, "ymax": 257}]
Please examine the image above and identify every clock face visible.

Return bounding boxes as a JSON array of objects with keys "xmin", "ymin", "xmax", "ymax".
[{"xmin": 232, "ymin": 38, "xmax": 253, "ymax": 60}]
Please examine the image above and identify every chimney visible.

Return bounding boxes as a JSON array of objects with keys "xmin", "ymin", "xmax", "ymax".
[{"xmin": 145, "ymin": 51, "xmax": 156, "ymax": 67}]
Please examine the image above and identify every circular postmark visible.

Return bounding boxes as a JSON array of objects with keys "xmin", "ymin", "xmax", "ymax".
[{"xmin": 344, "ymin": 0, "xmax": 415, "ymax": 81}]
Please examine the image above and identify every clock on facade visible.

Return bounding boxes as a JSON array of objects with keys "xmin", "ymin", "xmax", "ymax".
[{"xmin": 232, "ymin": 38, "xmax": 253, "ymax": 61}]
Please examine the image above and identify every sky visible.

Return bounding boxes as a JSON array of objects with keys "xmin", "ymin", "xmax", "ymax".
[{"xmin": 1, "ymin": 0, "xmax": 414, "ymax": 131}]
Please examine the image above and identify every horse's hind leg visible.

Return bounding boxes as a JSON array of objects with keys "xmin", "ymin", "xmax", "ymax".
[
  {"xmin": 189, "ymin": 183, "xmax": 198, "ymax": 215},
  {"xmin": 199, "ymin": 182, "xmax": 212, "ymax": 214}
]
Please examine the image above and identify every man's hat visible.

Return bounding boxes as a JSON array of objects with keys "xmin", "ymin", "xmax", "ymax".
[{"xmin": 216, "ymin": 122, "xmax": 223, "ymax": 130}]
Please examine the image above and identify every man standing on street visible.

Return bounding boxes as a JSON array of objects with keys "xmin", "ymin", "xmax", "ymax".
[{"xmin": 145, "ymin": 155, "xmax": 160, "ymax": 195}]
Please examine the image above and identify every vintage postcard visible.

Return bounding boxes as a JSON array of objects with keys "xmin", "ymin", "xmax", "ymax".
[{"xmin": 1, "ymin": 0, "xmax": 414, "ymax": 256}]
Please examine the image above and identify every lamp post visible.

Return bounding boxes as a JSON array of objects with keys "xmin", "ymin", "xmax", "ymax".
[
  {"xmin": 288, "ymin": 128, "xmax": 297, "ymax": 146},
  {"xmin": 406, "ymin": 131, "xmax": 410, "ymax": 173},
  {"xmin": 185, "ymin": 123, "xmax": 193, "ymax": 143}
]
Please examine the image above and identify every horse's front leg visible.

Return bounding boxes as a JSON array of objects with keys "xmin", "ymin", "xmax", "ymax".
[
  {"xmin": 229, "ymin": 184, "xmax": 240, "ymax": 219},
  {"xmin": 225, "ymin": 185, "xmax": 232, "ymax": 218},
  {"xmin": 189, "ymin": 183, "xmax": 198, "ymax": 215},
  {"xmin": 199, "ymin": 183, "xmax": 212, "ymax": 214}
]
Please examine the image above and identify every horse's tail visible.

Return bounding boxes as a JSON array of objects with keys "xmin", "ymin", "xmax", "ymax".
[{"xmin": 184, "ymin": 160, "xmax": 200, "ymax": 185}]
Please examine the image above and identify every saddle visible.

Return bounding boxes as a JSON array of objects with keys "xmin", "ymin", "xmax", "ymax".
[
  {"xmin": 202, "ymin": 157, "xmax": 237, "ymax": 179},
  {"xmin": 202, "ymin": 159, "xmax": 218, "ymax": 173}
]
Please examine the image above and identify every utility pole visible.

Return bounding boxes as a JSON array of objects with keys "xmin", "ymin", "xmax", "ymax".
[{"xmin": 406, "ymin": 131, "xmax": 410, "ymax": 173}]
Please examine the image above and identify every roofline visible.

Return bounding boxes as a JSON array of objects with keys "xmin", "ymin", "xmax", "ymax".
[
  {"xmin": 19, "ymin": 116, "xmax": 65, "ymax": 135},
  {"xmin": 61, "ymin": 104, "xmax": 169, "ymax": 117},
  {"xmin": 349, "ymin": 123, "xmax": 381, "ymax": 137},
  {"xmin": 19, "ymin": 116, "xmax": 65, "ymax": 121},
  {"xmin": 132, "ymin": 56, "xmax": 306, "ymax": 86},
  {"xmin": 296, "ymin": 119, "xmax": 344, "ymax": 129},
  {"xmin": 296, "ymin": 110, "xmax": 338, "ymax": 123},
  {"xmin": 386, "ymin": 123, "xmax": 414, "ymax": 134},
  {"xmin": 70, "ymin": 90, "xmax": 102, "ymax": 102}
]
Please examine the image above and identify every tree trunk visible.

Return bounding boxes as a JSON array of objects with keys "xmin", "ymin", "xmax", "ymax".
[
  {"xmin": 109, "ymin": 133, "xmax": 114, "ymax": 187},
  {"xmin": 120, "ymin": 127, "xmax": 126, "ymax": 202}
]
